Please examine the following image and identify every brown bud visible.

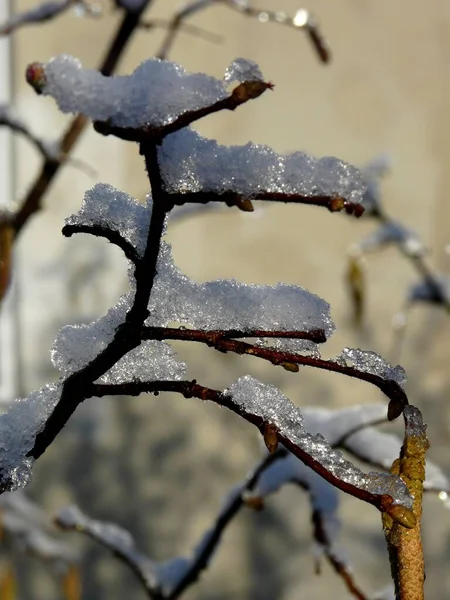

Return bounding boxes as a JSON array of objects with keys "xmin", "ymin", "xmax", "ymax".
[
  {"xmin": 263, "ymin": 423, "xmax": 279, "ymax": 453},
  {"xmin": 26, "ymin": 62, "xmax": 47, "ymax": 94}
]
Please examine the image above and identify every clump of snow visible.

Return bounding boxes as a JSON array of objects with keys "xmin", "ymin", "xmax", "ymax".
[
  {"xmin": 100, "ymin": 341, "xmax": 186, "ymax": 384},
  {"xmin": 65, "ymin": 183, "xmax": 152, "ymax": 258},
  {"xmin": 0, "ymin": 383, "xmax": 63, "ymax": 492},
  {"xmin": 52, "ymin": 292, "xmax": 186, "ymax": 382},
  {"xmin": 158, "ymin": 128, "xmax": 366, "ymax": 204},
  {"xmin": 52, "ymin": 293, "xmax": 133, "ymax": 374},
  {"xmin": 32, "ymin": 55, "xmax": 265, "ymax": 129},
  {"xmin": 146, "ymin": 242, "xmax": 335, "ymax": 337},
  {"xmin": 336, "ymin": 348, "xmax": 406, "ymax": 386},
  {"xmin": 223, "ymin": 58, "xmax": 264, "ymax": 84},
  {"xmin": 228, "ymin": 376, "xmax": 413, "ymax": 508}
]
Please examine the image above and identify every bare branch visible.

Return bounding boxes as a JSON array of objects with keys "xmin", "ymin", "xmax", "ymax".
[
  {"xmin": 62, "ymin": 221, "xmax": 140, "ymax": 263},
  {"xmin": 156, "ymin": 0, "xmax": 330, "ymax": 63}
]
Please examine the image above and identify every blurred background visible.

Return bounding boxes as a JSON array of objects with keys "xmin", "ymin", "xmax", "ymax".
[{"xmin": 1, "ymin": 0, "xmax": 450, "ymax": 598}]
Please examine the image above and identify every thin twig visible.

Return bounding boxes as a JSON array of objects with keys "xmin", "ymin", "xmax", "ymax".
[
  {"xmin": 143, "ymin": 326, "xmax": 327, "ymax": 344},
  {"xmin": 163, "ymin": 191, "xmax": 364, "ymax": 217},
  {"xmin": 156, "ymin": 0, "xmax": 330, "ymax": 63},
  {"xmin": 141, "ymin": 327, "xmax": 407, "ymax": 419},
  {"xmin": 88, "ymin": 379, "xmax": 408, "ymax": 515},
  {"xmin": 312, "ymin": 511, "xmax": 368, "ymax": 600}
]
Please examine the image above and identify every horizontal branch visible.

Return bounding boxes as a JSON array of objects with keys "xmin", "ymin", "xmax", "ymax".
[
  {"xmin": 88, "ymin": 379, "xmax": 407, "ymax": 515},
  {"xmin": 162, "ymin": 190, "xmax": 364, "ymax": 217},
  {"xmin": 142, "ymin": 328, "xmax": 406, "ymax": 419},
  {"xmin": 142, "ymin": 326, "xmax": 327, "ymax": 344}
]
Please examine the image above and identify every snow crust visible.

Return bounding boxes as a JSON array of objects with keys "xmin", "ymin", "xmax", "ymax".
[
  {"xmin": 52, "ymin": 292, "xmax": 186, "ymax": 382},
  {"xmin": 65, "ymin": 183, "xmax": 152, "ymax": 258},
  {"xmin": 335, "ymin": 348, "xmax": 406, "ymax": 386},
  {"xmin": 228, "ymin": 376, "xmax": 413, "ymax": 508},
  {"xmin": 159, "ymin": 128, "xmax": 366, "ymax": 204},
  {"xmin": 147, "ymin": 242, "xmax": 334, "ymax": 336},
  {"xmin": 0, "ymin": 383, "xmax": 63, "ymax": 491},
  {"xmin": 36, "ymin": 55, "xmax": 263, "ymax": 129}
]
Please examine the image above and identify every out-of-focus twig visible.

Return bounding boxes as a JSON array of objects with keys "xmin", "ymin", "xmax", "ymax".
[
  {"xmin": 156, "ymin": 0, "xmax": 330, "ymax": 62},
  {"xmin": 55, "ymin": 451, "xmax": 285, "ymax": 599},
  {"xmin": 0, "ymin": 0, "xmax": 100, "ymax": 36},
  {"xmin": 140, "ymin": 17, "xmax": 223, "ymax": 45}
]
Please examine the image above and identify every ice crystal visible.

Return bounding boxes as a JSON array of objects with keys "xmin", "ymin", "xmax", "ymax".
[
  {"xmin": 337, "ymin": 348, "xmax": 406, "ymax": 386},
  {"xmin": 99, "ymin": 341, "xmax": 186, "ymax": 384},
  {"xmin": 254, "ymin": 338, "xmax": 321, "ymax": 357},
  {"xmin": 223, "ymin": 58, "xmax": 264, "ymax": 84},
  {"xmin": 146, "ymin": 242, "xmax": 334, "ymax": 337},
  {"xmin": 228, "ymin": 376, "xmax": 413, "ymax": 508},
  {"xmin": 158, "ymin": 128, "xmax": 366, "ymax": 204}
]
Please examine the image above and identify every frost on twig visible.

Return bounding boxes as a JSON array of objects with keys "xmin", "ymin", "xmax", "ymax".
[
  {"xmin": 228, "ymin": 376, "xmax": 413, "ymax": 517},
  {"xmin": 0, "ymin": 0, "xmax": 100, "ymax": 36}
]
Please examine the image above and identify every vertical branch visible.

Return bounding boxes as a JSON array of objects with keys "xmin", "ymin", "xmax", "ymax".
[{"xmin": 383, "ymin": 406, "xmax": 429, "ymax": 600}]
